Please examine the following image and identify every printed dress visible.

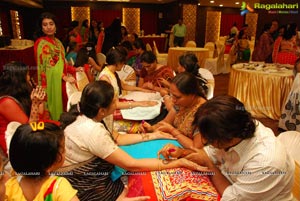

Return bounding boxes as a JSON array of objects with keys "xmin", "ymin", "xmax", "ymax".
[
  {"xmin": 34, "ymin": 36, "xmax": 67, "ymax": 120},
  {"xmin": 279, "ymin": 73, "xmax": 300, "ymax": 131}
]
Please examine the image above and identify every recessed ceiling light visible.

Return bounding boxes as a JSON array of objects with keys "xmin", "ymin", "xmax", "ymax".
[
  {"xmin": 219, "ymin": 4, "xmax": 223, "ymax": 7},
  {"xmin": 210, "ymin": 1, "xmax": 214, "ymax": 3},
  {"xmin": 235, "ymin": 2, "xmax": 240, "ymax": 4}
]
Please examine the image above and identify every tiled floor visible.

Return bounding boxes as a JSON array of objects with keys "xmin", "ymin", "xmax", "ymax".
[{"xmin": 213, "ymin": 73, "xmax": 280, "ymax": 136}]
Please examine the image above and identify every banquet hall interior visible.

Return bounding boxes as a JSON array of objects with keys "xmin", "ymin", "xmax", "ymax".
[
  {"xmin": 1, "ymin": 0, "xmax": 300, "ymax": 200},
  {"xmin": 1, "ymin": 0, "xmax": 299, "ymax": 134}
]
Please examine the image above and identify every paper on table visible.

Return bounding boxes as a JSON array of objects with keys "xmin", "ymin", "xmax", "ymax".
[
  {"xmin": 121, "ymin": 91, "xmax": 162, "ymax": 101},
  {"xmin": 120, "ymin": 100, "xmax": 162, "ymax": 120}
]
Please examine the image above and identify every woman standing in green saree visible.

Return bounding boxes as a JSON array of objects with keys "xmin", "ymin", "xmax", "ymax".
[{"xmin": 34, "ymin": 12, "xmax": 76, "ymax": 120}]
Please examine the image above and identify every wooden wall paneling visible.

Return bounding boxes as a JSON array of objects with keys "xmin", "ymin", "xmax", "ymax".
[
  {"xmin": 183, "ymin": 4, "xmax": 197, "ymax": 44},
  {"xmin": 122, "ymin": 7, "xmax": 140, "ymax": 35},
  {"xmin": 205, "ymin": 11, "xmax": 221, "ymax": 43}
]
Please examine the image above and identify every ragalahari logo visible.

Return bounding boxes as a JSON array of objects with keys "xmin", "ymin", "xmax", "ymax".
[{"xmin": 240, "ymin": 2, "xmax": 254, "ymax": 15}]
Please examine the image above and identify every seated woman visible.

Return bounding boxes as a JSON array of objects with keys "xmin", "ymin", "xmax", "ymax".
[
  {"xmin": 130, "ymin": 38, "xmax": 146, "ymax": 84},
  {"xmin": 162, "ymin": 52, "xmax": 208, "ymax": 111},
  {"xmin": 279, "ymin": 58, "xmax": 300, "ymax": 131},
  {"xmin": 138, "ymin": 51, "xmax": 174, "ymax": 92},
  {"xmin": 97, "ymin": 46, "xmax": 158, "ymax": 132},
  {"xmin": 58, "ymin": 80, "xmax": 205, "ymax": 200},
  {"xmin": 158, "ymin": 95, "xmax": 294, "ymax": 201},
  {"xmin": 234, "ymin": 30, "xmax": 251, "ymax": 62},
  {"xmin": 85, "ymin": 42, "xmax": 103, "ymax": 78},
  {"xmin": 65, "ymin": 41, "xmax": 80, "ymax": 66},
  {"xmin": 0, "ymin": 61, "xmax": 45, "ymax": 156},
  {"xmin": 140, "ymin": 72, "xmax": 207, "ymax": 149},
  {"xmin": 274, "ymin": 23, "xmax": 299, "ymax": 65},
  {"xmin": 97, "ymin": 46, "xmax": 156, "ymax": 108},
  {"xmin": 177, "ymin": 52, "xmax": 208, "ymax": 95}
]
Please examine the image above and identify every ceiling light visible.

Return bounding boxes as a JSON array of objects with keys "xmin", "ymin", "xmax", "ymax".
[
  {"xmin": 198, "ymin": 3, "xmax": 201, "ymax": 6},
  {"xmin": 219, "ymin": 4, "xmax": 223, "ymax": 7},
  {"xmin": 210, "ymin": 0, "xmax": 214, "ymax": 3},
  {"xmin": 97, "ymin": 0, "xmax": 130, "ymax": 1},
  {"xmin": 235, "ymin": 2, "xmax": 240, "ymax": 4}
]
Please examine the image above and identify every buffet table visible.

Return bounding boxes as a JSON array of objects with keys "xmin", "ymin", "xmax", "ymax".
[
  {"xmin": 228, "ymin": 63, "xmax": 294, "ymax": 120},
  {"xmin": 0, "ymin": 45, "xmax": 36, "ymax": 77},
  {"xmin": 140, "ymin": 36, "xmax": 167, "ymax": 53}
]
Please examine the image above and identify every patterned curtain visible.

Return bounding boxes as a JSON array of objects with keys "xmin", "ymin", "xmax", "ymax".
[
  {"xmin": 245, "ymin": 13, "xmax": 258, "ymax": 39},
  {"xmin": 183, "ymin": 4, "xmax": 197, "ymax": 44},
  {"xmin": 71, "ymin": 7, "xmax": 90, "ymax": 28},
  {"xmin": 205, "ymin": 11, "xmax": 221, "ymax": 43},
  {"xmin": 122, "ymin": 8, "xmax": 140, "ymax": 35}
]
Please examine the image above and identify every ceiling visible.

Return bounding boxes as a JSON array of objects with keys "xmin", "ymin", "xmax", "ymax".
[
  {"xmin": 43, "ymin": 0, "xmax": 258, "ymax": 8},
  {"xmin": 1, "ymin": 0, "xmax": 259, "ymax": 8}
]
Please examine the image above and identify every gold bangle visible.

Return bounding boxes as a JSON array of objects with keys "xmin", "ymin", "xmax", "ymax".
[{"xmin": 158, "ymin": 160, "xmax": 162, "ymax": 171}]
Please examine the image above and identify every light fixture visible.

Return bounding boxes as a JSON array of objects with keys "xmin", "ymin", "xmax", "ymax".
[
  {"xmin": 210, "ymin": 0, "xmax": 214, "ymax": 3},
  {"xmin": 235, "ymin": 2, "xmax": 240, "ymax": 4},
  {"xmin": 198, "ymin": 3, "xmax": 201, "ymax": 6},
  {"xmin": 97, "ymin": 0, "xmax": 130, "ymax": 2},
  {"xmin": 219, "ymin": 4, "xmax": 223, "ymax": 7}
]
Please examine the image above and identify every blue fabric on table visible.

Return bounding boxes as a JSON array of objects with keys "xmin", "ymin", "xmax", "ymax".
[{"xmin": 111, "ymin": 139, "xmax": 181, "ymax": 181}]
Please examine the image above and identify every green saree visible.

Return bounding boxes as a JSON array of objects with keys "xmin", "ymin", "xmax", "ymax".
[{"xmin": 34, "ymin": 36, "xmax": 65, "ymax": 120}]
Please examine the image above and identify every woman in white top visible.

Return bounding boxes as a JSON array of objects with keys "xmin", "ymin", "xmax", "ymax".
[{"xmin": 97, "ymin": 46, "xmax": 156, "ymax": 109}]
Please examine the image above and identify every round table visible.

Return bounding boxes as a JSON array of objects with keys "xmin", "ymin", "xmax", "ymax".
[
  {"xmin": 167, "ymin": 47, "xmax": 209, "ymax": 71},
  {"xmin": 228, "ymin": 63, "xmax": 294, "ymax": 120}
]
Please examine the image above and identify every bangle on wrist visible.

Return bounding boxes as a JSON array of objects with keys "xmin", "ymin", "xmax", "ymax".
[{"xmin": 128, "ymin": 102, "xmax": 132, "ymax": 109}]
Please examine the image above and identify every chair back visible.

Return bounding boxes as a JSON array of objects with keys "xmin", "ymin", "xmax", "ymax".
[
  {"xmin": 199, "ymin": 68, "xmax": 215, "ymax": 99},
  {"xmin": 204, "ymin": 42, "xmax": 215, "ymax": 58},
  {"xmin": 96, "ymin": 53, "xmax": 106, "ymax": 66},
  {"xmin": 185, "ymin": 40, "xmax": 197, "ymax": 47},
  {"xmin": 277, "ymin": 131, "xmax": 300, "ymax": 163},
  {"xmin": 277, "ymin": 131, "xmax": 300, "ymax": 200},
  {"xmin": 76, "ymin": 72, "xmax": 89, "ymax": 92},
  {"xmin": 146, "ymin": 43, "xmax": 152, "ymax": 51},
  {"xmin": 153, "ymin": 40, "xmax": 168, "ymax": 65},
  {"xmin": 67, "ymin": 91, "xmax": 82, "ymax": 111},
  {"xmin": 153, "ymin": 41, "xmax": 160, "ymax": 55}
]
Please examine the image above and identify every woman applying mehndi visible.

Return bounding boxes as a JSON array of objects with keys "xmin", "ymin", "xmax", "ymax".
[
  {"xmin": 58, "ymin": 80, "xmax": 206, "ymax": 201},
  {"xmin": 140, "ymin": 72, "xmax": 207, "ymax": 149}
]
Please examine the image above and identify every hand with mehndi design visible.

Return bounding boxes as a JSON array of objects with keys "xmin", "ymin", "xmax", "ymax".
[{"xmin": 30, "ymin": 86, "xmax": 46, "ymax": 104}]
